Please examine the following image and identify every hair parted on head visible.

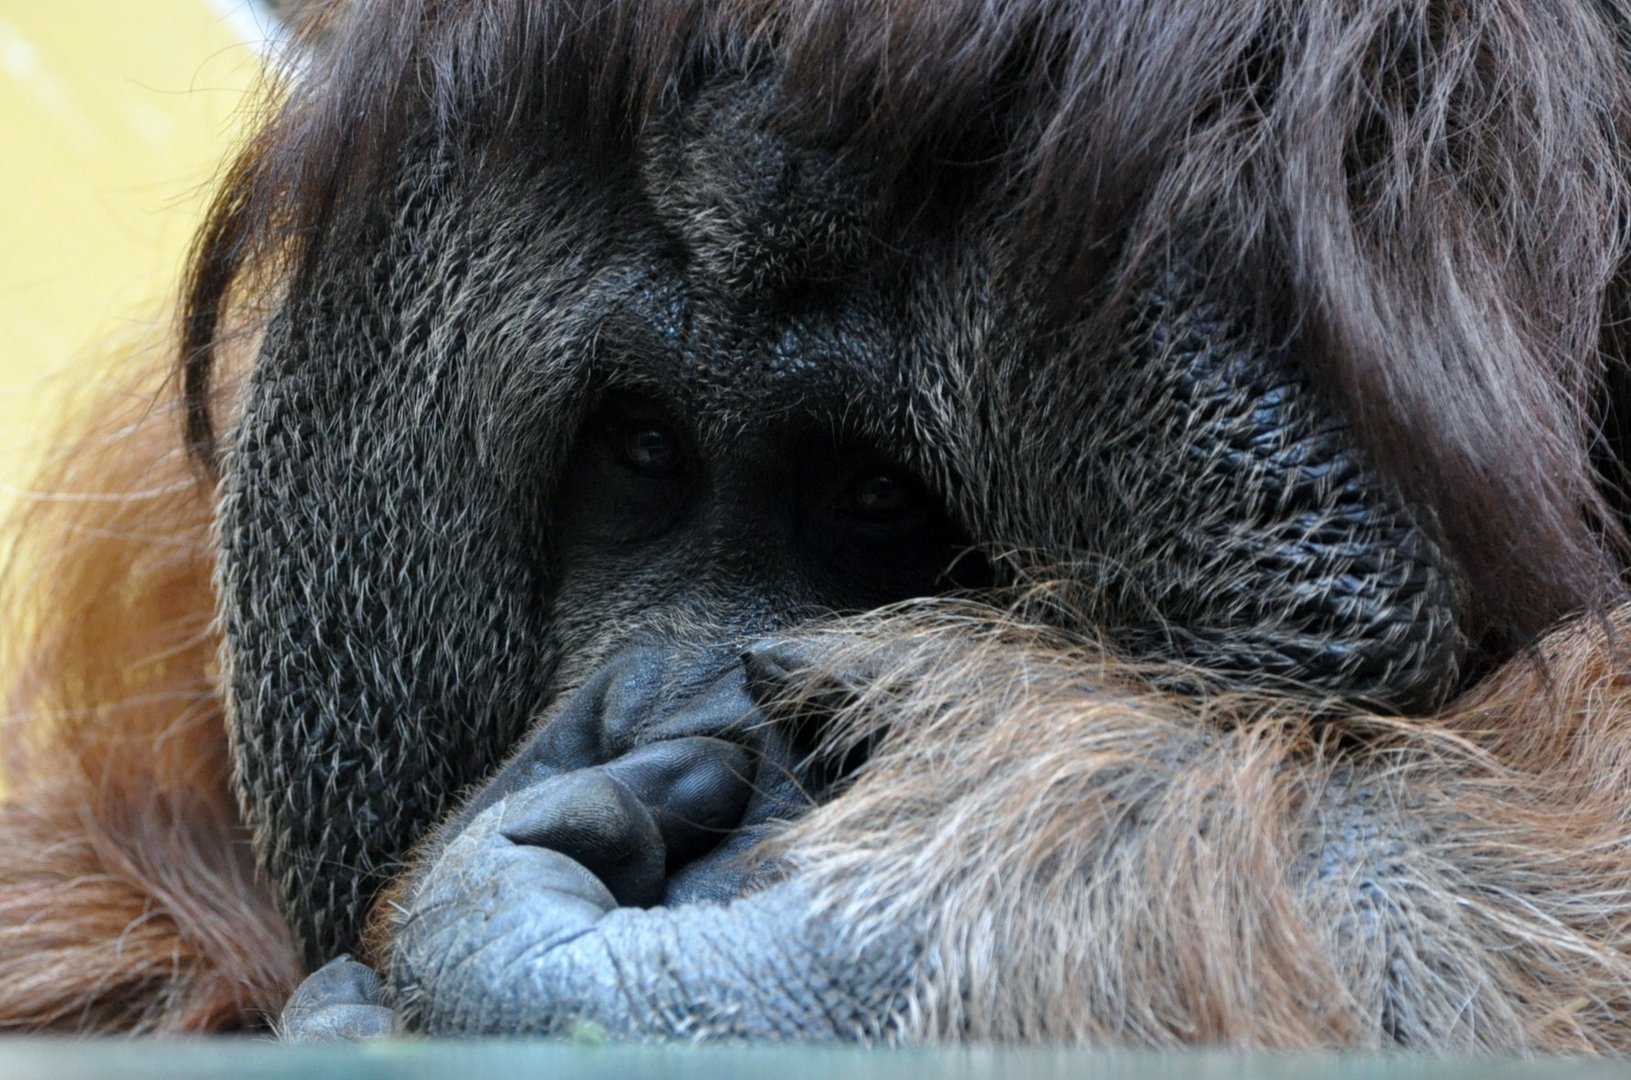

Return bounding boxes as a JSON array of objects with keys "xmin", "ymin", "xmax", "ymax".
[{"xmin": 187, "ymin": 0, "xmax": 1631, "ymax": 660}]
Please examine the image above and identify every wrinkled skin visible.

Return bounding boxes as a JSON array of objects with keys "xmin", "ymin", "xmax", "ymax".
[
  {"xmin": 242, "ymin": 74, "xmax": 1466, "ymax": 1039},
  {"xmin": 284, "ymin": 645, "xmax": 915, "ymax": 1040}
]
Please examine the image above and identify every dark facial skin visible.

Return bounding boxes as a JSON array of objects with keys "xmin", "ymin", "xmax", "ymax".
[
  {"xmin": 425, "ymin": 383, "xmax": 991, "ymax": 910},
  {"xmin": 238, "ymin": 75, "xmax": 1468, "ymax": 1039},
  {"xmin": 543, "ymin": 383, "xmax": 986, "ymax": 682}
]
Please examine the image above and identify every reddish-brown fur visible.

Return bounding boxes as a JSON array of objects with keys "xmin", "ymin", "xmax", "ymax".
[
  {"xmin": 775, "ymin": 603, "xmax": 1631, "ymax": 1048},
  {"xmin": 0, "ymin": 361, "xmax": 295, "ymax": 1032}
]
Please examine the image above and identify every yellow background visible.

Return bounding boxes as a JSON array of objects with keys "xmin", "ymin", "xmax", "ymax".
[{"xmin": 0, "ymin": 2, "xmax": 266, "ymax": 519}]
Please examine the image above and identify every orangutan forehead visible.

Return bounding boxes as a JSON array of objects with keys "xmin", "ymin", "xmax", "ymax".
[
  {"xmin": 206, "ymin": 0, "xmax": 1266, "ymax": 370},
  {"xmin": 261, "ymin": 0, "xmax": 1117, "ymax": 279},
  {"xmin": 625, "ymin": 76, "xmax": 897, "ymax": 298}
]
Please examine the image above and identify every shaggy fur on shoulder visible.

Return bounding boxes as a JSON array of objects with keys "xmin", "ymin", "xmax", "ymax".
[
  {"xmin": 775, "ymin": 604, "xmax": 1631, "ymax": 1048},
  {"xmin": 0, "ymin": 360, "xmax": 294, "ymax": 1031}
]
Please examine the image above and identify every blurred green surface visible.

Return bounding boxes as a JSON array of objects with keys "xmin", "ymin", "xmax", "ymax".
[{"xmin": 0, "ymin": 1041, "xmax": 1622, "ymax": 1080}]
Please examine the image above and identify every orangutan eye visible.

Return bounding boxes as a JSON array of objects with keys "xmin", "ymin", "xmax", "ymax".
[
  {"xmin": 592, "ymin": 388, "xmax": 693, "ymax": 482},
  {"xmin": 616, "ymin": 423, "xmax": 683, "ymax": 477},
  {"xmin": 839, "ymin": 467, "xmax": 927, "ymax": 522}
]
